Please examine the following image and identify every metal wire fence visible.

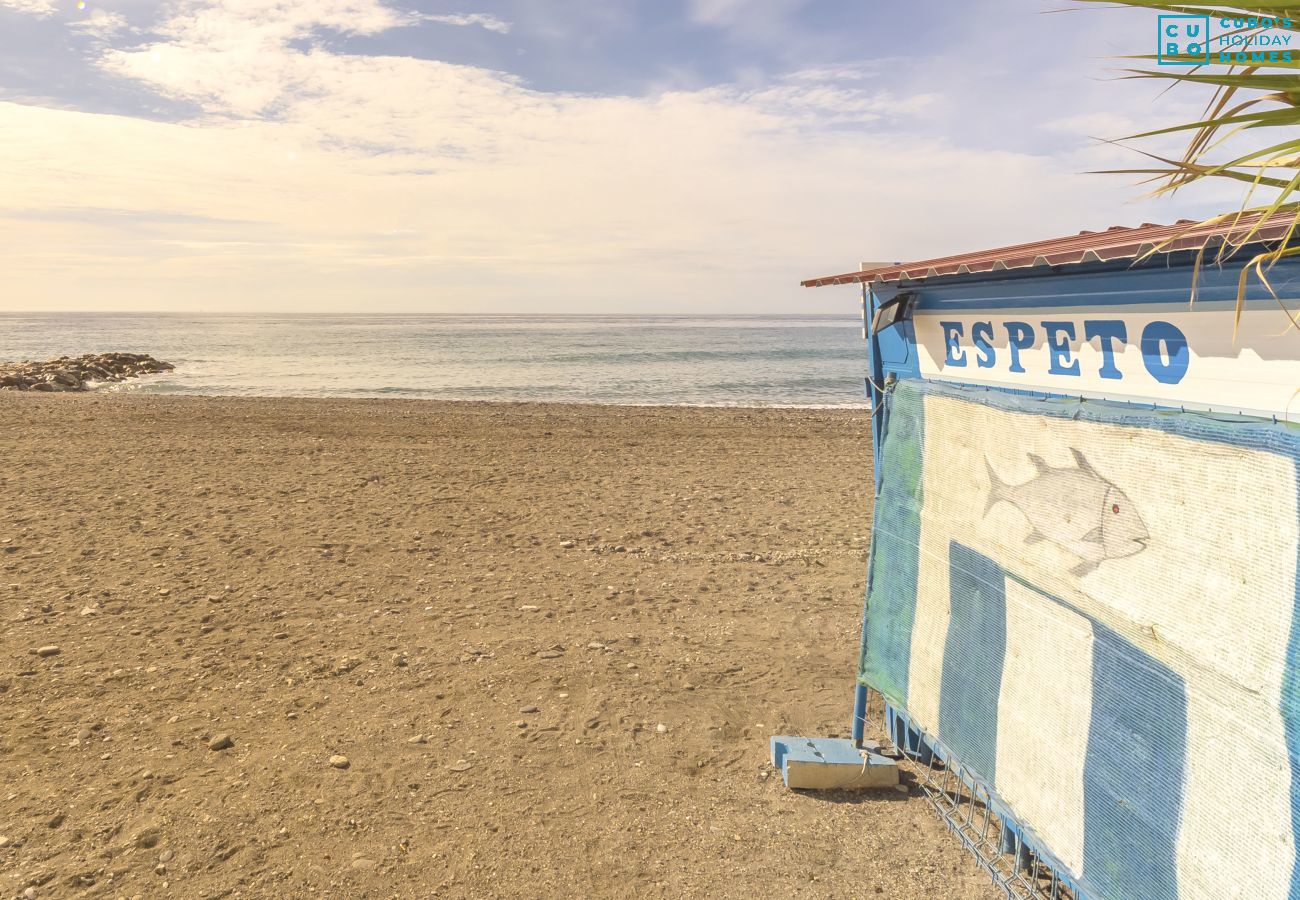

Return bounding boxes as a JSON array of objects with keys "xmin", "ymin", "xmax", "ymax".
[{"xmin": 864, "ymin": 688, "xmax": 1083, "ymax": 900}]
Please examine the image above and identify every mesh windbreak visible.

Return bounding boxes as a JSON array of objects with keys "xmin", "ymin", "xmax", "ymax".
[{"xmin": 862, "ymin": 380, "xmax": 1300, "ymax": 900}]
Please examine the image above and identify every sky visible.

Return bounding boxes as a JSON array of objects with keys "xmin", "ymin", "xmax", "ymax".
[{"xmin": 0, "ymin": 0, "xmax": 1245, "ymax": 313}]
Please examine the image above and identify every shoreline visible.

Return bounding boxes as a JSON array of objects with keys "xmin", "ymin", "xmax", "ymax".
[{"xmin": 5, "ymin": 388, "xmax": 868, "ymax": 412}]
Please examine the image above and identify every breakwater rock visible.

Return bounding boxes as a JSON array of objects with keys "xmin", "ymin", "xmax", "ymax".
[{"xmin": 0, "ymin": 353, "xmax": 175, "ymax": 392}]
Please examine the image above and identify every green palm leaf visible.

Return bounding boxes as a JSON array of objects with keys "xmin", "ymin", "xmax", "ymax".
[{"xmin": 1075, "ymin": 1, "xmax": 1300, "ymax": 333}]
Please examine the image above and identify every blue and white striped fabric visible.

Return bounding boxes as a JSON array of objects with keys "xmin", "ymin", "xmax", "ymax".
[{"xmin": 863, "ymin": 380, "xmax": 1300, "ymax": 900}]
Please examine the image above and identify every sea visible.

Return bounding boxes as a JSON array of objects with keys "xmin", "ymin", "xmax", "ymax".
[{"xmin": 0, "ymin": 313, "xmax": 868, "ymax": 408}]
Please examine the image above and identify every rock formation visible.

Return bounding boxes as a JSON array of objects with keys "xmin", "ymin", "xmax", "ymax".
[{"xmin": 0, "ymin": 353, "xmax": 174, "ymax": 392}]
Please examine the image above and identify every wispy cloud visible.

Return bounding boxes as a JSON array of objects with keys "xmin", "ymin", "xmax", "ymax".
[
  {"xmin": 423, "ymin": 12, "xmax": 512, "ymax": 34},
  {"xmin": 0, "ymin": 0, "xmax": 57, "ymax": 16},
  {"xmin": 0, "ymin": 206, "xmax": 254, "ymax": 227},
  {"xmin": 686, "ymin": 0, "xmax": 812, "ymax": 43},
  {"xmin": 688, "ymin": 0, "xmax": 807, "ymax": 29},
  {"xmin": 69, "ymin": 8, "xmax": 130, "ymax": 41}
]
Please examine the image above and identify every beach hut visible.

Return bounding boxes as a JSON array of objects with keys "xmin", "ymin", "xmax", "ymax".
[{"xmin": 782, "ymin": 213, "xmax": 1300, "ymax": 899}]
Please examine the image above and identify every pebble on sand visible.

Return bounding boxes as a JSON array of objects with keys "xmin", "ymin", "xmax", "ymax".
[
  {"xmin": 208, "ymin": 733, "xmax": 234, "ymax": 751},
  {"xmin": 329, "ymin": 755, "xmax": 351, "ymax": 769},
  {"xmin": 35, "ymin": 646, "xmax": 61, "ymax": 658}
]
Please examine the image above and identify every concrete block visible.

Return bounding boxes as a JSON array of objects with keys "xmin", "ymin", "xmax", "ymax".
[{"xmin": 770, "ymin": 736, "xmax": 900, "ymax": 790}]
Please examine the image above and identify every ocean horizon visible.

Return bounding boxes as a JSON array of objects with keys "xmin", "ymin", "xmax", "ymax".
[{"xmin": 0, "ymin": 312, "xmax": 868, "ymax": 408}]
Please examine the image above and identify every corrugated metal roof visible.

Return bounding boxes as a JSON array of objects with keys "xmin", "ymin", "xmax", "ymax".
[{"xmin": 801, "ymin": 211, "xmax": 1298, "ymax": 288}]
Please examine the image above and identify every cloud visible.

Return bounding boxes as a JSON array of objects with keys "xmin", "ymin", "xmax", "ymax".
[
  {"xmin": 688, "ymin": 0, "xmax": 807, "ymax": 29},
  {"xmin": 0, "ymin": 0, "xmax": 1232, "ymax": 312},
  {"xmin": 69, "ymin": 8, "xmax": 129, "ymax": 40},
  {"xmin": 1, "ymin": 206, "xmax": 254, "ymax": 226},
  {"xmin": 686, "ymin": 0, "xmax": 812, "ymax": 43},
  {"xmin": 722, "ymin": 71, "xmax": 939, "ymax": 125},
  {"xmin": 0, "ymin": 0, "xmax": 56, "ymax": 16},
  {"xmin": 99, "ymin": 0, "xmax": 421, "ymax": 117},
  {"xmin": 783, "ymin": 62, "xmax": 890, "ymax": 83},
  {"xmin": 1043, "ymin": 112, "xmax": 1144, "ymax": 138},
  {"xmin": 422, "ymin": 12, "xmax": 511, "ymax": 34}
]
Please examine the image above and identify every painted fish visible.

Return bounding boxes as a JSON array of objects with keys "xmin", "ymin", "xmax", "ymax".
[{"xmin": 984, "ymin": 448, "xmax": 1149, "ymax": 577}]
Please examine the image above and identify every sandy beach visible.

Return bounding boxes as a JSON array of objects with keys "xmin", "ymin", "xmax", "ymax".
[{"xmin": 0, "ymin": 394, "xmax": 996, "ymax": 899}]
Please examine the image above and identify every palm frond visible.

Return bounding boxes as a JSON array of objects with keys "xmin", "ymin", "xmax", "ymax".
[{"xmin": 1074, "ymin": 1, "xmax": 1300, "ymax": 329}]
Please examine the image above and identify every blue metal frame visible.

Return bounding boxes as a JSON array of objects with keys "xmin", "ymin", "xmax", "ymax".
[
  {"xmin": 852, "ymin": 281, "xmax": 887, "ymax": 744},
  {"xmin": 885, "ymin": 697, "xmax": 1091, "ymax": 899}
]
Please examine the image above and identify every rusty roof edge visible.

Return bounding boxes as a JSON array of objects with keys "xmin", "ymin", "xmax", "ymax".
[{"xmin": 801, "ymin": 211, "xmax": 1297, "ymax": 288}]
